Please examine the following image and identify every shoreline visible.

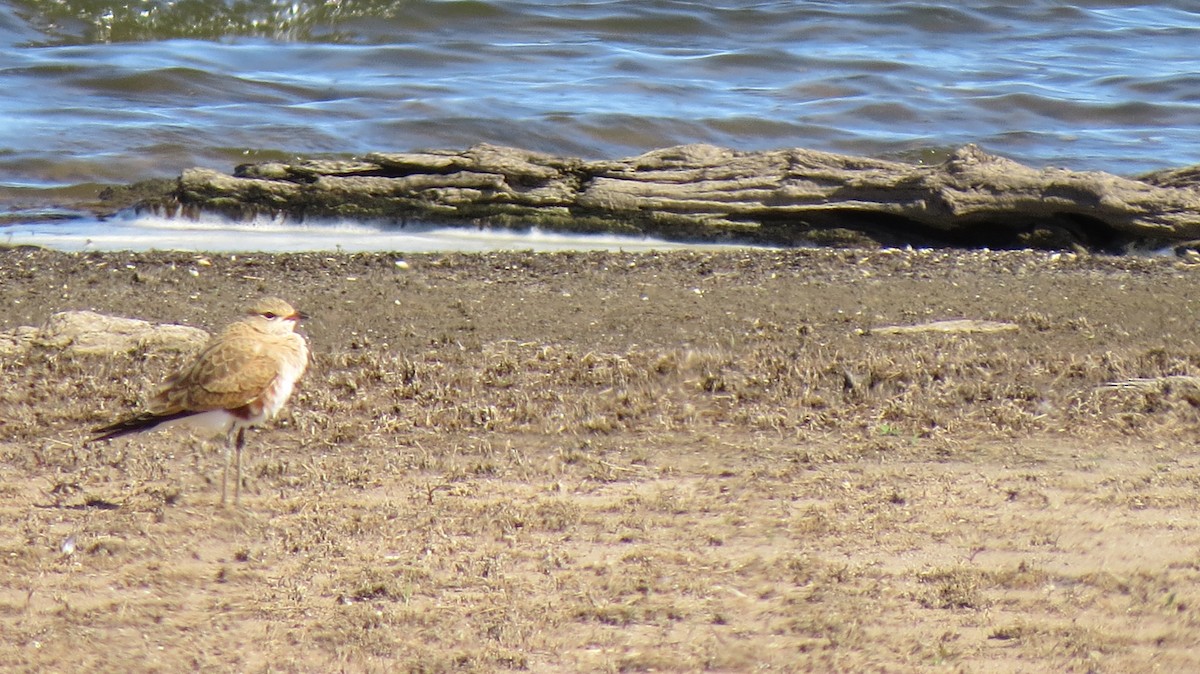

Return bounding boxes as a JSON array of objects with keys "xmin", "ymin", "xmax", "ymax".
[{"xmin": 0, "ymin": 211, "xmax": 781, "ymax": 255}]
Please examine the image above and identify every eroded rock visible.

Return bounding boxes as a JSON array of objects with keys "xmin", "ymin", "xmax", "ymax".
[
  {"xmin": 0, "ymin": 311, "xmax": 209, "ymax": 357},
  {"xmin": 128, "ymin": 143, "xmax": 1200, "ymax": 252}
]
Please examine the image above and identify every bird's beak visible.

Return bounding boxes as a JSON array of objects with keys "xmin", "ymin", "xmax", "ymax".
[{"xmin": 292, "ymin": 310, "xmax": 309, "ymax": 321}]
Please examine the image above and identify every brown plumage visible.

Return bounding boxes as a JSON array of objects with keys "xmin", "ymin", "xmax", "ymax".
[{"xmin": 89, "ymin": 297, "xmax": 310, "ymax": 505}]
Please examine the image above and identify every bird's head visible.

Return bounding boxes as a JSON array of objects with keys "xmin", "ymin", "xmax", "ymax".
[{"xmin": 245, "ymin": 297, "xmax": 307, "ymax": 331}]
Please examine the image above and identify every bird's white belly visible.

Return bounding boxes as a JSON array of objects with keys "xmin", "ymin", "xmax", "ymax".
[
  {"xmin": 161, "ymin": 409, "xmax": 240, "ymax": 436},
  {"xmin": 262, "ymin": 356, "xmax": 306, "ymax": 420}
]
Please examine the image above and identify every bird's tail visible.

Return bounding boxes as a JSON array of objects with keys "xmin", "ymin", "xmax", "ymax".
[{"xmin": 88, "ymin": 410, "xmax": 199, "ymax": 444}]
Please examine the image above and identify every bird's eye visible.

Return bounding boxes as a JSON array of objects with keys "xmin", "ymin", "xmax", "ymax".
[{"xmin": 263, "ymin": 312, "xmax": 277, "ymax": 319}]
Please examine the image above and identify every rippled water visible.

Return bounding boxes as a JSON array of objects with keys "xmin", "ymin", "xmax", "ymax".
[{"xmin": 3, "ymin": 1, "xmax": 1200, "ymax": 250}]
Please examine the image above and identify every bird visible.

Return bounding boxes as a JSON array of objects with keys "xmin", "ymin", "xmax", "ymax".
[{"xmin": 89, "ymin": 297, "xmax": 310, "ymax": 506}]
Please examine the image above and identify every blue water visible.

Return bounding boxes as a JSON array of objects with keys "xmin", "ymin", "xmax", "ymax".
[{"xmin": 2, "ymin": 1, "xmax": 1199, "ymax": 250}]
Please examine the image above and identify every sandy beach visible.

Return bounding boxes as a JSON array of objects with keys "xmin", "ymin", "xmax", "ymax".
[{"xmin": 2, "ymin": 246, "xmax": 1200, "ymax": 672}]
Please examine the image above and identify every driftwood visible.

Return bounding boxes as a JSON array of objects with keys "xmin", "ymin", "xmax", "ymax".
[
  {"xmin": 129, "ymin": 143, "xmax": 1200, "ymax": 252},
  {"xmin": 870, "ymin": 319, "xmax": 1020, "ymax": 336}
]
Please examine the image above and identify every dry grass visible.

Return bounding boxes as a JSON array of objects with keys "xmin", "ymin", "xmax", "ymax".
[{"xmin": 1, "ymin": 247, "xmax": 1200, "ymax": 671}]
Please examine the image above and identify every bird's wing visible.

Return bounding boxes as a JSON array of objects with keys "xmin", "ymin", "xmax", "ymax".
[
  {"xmin": 90, "ymin": 409, "xmax": 200, "ymax": 443},
  {"xmin": 153, "ymin": 334, "xmax": 283, "ymax": 413}
]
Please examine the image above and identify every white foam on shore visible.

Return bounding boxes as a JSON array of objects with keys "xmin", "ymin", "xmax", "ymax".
[{"xmin": 2, "ymin": 211, "xmax": 769, "ymax": 253}]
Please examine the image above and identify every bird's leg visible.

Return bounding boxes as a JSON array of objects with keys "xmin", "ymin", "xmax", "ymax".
[
  {"xmin": 234, "ymin": 427, "xmax": 246, "ymax": 506},
  {"xmin": 222, "ymin": 431, "xmax": 232, "ymax": 506}
]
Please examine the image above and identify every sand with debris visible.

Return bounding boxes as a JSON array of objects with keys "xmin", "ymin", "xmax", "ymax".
[{"xmin": 1, "ymin": 246, "xmax": 1199, "ymax": 672}]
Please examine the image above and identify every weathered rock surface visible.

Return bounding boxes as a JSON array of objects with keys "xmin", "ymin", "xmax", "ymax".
[
  {"xmin": 0, "ymin": 311, "xmax": 208, "ymax": 357},
  {"xmin": 126, "ymin": 143, "xmax": 1200, "ymax": 252}
]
